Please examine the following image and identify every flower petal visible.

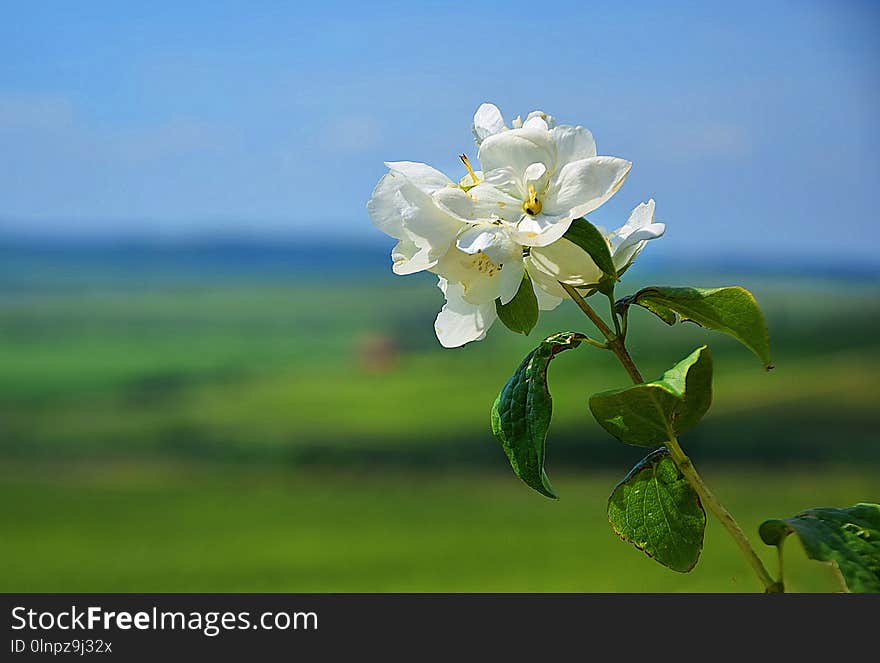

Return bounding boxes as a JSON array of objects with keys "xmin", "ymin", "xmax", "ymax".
[
  {"xmin": 367, "ymin": 171, "xmax": 465, "ymax": 267},
  {"xmin": 391, "ymin": 238, "xmax": 436, "ymax": 275},
  {"xmin": 551, "ymin": 125, "xmax": 597, "ymax": 164},
  {"xmin": 544, "ymin": 156, "xmax": 631, "ymax": 218},
  {"xmin": 435, "ymin": 221, "xmax": 522, "ymax": 305},
  {"xmin": 522, "ymin": 115, "xmax": 549, "ymax": 131},
  {"xmin": 472, "ymin": 103, "xmax": 507, "ymax": 145},
  {"xmin": 433, "ymin": 242, "xmax": 515, "ymax": 305},
  {"xmin": 523, "ymin": 161, "xmax": 551, "ymax": 198},
  {"xmin": 433, "ymin": 185, "xmax": 476, "ymax": 221},
  {"xmin": 512, "ymin": 213, "xmax": 573, "ymax": 247},
  {"xmin": 477, "ymin": 127, "xmax": 557, "ymax": 179},
  {"xmin": 367, "ymin": 172, "xmax": 408, "ymax": 240},
  {"xmin": 468, "ymin": 180, "xmax": 523, "ymax": 223},
  {"xmin": 385, "ymin": 161, "xmax": 453, "ymax": 195},
  {"xmin": 524, "ymin": 255, "xmax": 568, "ymax": 298},
  {"xmin": 612, "ymin": 224, "xmax": 666, "ymax": 271},
  {"xmin": 612, "ymin": 199, "xmax": 656, "ymax": 240},
  {"xmin": 434, "ymin": 278, "xmax": 497, "ymax": 348},
  {"xmin": 534, "ymin": 284, "xmax": 563, "ymax": 311},
  {"xmin": 530, "ymin": 238, "xmax": 604, "ymax": 288},
  {"xmin": 455, "ymin": 224, "xmax": 518, "ymax": 263},
  {"xmin": 525, "ymin": 110, "xmax": 556, "ymax": 129},
  {"xmin": 612, "ymin": 200, "xmax": 665, "ymax": 270},
  {"xmin": 498, "ymin": 258, "xmax": 525, "ymax": 305}
]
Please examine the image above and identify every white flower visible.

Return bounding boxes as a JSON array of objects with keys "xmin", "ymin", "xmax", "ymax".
[
  {"xmin": 433, "ymin": 275, "xmax": 562, "ymax": 348},
  {"xmin": 368, "ymin": 158, "xmax": 525, "ymax": 306},
  {"xmin": 433, "ymin": 225, "xmax": 523, "ymax": 305},
  {"xmin": 366, "ymin": 104, "xmax": 661, "ymax": 349},
  {"xmin": 367, "ymin": 161, "xmax": 468, "ymax": 275},
  {"xmin": 472, "ymin": 103, "xmax": 557, "ymax": 145},
  {"xmin": 527, "ymin": 200, "xmax": 665, "ymax": 295},
  {"xmin": 368, "ymin": 158, "xmax": 558, "ymax": 347},
  {"xmin": 427, "ymin": 215, "xmax": 565, "ymax": 347},
  {"xmin": 432, "ymin": 199, "xmax": 664, "ymax": 348},
  {"xmin": 434, "ymin": 278, "xmax": 496, "ymax": 348},
  {"xmin": 609, "ymin": 199, "xmax": 666, "ymax": 273},
  {"xmin": 465, "ymin": 103, "xmax": 632, "ymax": 250}
]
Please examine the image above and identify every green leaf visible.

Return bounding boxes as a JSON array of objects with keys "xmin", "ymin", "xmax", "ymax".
[
  {"xmin": 491, "ymin": 332, "xmax": 585, "ymax": 498},
  {"xmin": 589, "ymin": 346, "xmax": 712, "ymax": 447},
  {"xmin": 616, "ymin": 286, "xmax": 772, "ymax": 369},
  {"xmin": 562, "ymin": 218, "xmax": 617, "ymax": 280},
  {"xmin": 494, "ymin": 271, "xmax": 539, "ymax": 335},
  {"xmin": 759, "ymin": 503, "xmax": 880, "ymax": 593},
  {"xmin": 608, "ymin": 448, "xmax": 706, "ymax": 572}
]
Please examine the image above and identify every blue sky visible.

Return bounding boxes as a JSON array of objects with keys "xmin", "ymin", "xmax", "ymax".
[{"xmin": 1, "ymin": 1, "xmax": 878, "ymax": 261}]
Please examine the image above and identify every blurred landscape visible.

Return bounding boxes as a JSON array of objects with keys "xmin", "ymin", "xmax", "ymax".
[
  {"xmin": 1, "ymin": 0, "xmax": 877, "ymax": 596},
  {"xmin": 1, "ymin": 240, "xmax": 877, "ymax": 592}
]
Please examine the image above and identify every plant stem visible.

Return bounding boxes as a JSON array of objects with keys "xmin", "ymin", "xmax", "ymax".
[
  {"xmin": 560, "ymin": 282, "xmax": 781, "ymax": 593},
  {"xmin": 559, "ymin": 284, "xmax": 644, "ymax": 383},
  {"xmin": 560, "ymin": 283, "xmax": 616, "ymax": 340},
  {"xmin": 581, "ymin": 337, "xmax": 610, "ymax": 350},
  {"xmin": 606, "ymin": 292, "xmax": 622, "ymax": 337},
  {"xmin": 664, "ymin": 436, "xmax": 780, "ymax": 592}
]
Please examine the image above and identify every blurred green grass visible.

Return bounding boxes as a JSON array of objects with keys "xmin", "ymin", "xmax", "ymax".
[
  {"xmin": 0, "ymin": 248, "xmax": 878, "ymax": 591},
  {"xmin": 1, "ymin": 276, "xmax": 878, "ymax": 462},
  {"xmin": 0, "ymin": 462, "xmax": 874, "ymax": 592}
]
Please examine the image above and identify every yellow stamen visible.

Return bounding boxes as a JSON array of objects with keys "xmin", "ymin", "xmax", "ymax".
[
  {"xmin": 459, "ymin": 153, "xmax": 480, "ymax": 186},
  {"xmin": 523, "ymin": 183, "xmax": 542, "ymax": 216}
]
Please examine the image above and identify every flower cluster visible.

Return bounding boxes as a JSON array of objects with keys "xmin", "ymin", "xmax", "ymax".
[{"xmin": 367, "ymin": 103, "xmax": 665, "ymax": 347}]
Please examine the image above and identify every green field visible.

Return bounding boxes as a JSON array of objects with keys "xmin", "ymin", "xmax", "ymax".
[
  {"xmin": 0, "ymin": 251, "xmax": 878, "ymax": 591},
  {"xmin": 1, "ymin": 276, "xmax": 878, "ymax": 465},
  {"xmin": 1, "ymin": 462, "xmax": 874, "ymax": 592}
]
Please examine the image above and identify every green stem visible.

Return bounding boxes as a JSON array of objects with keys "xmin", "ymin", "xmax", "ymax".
[
  {"xmin": 559, "ymin": 283, "xmax": 643, "ymax": 383},
  {"xmin": 560, "ymin": 281, "xmax": 781, "ymax": 593},
  {"xmin": 606, "ymin": 292, "xmax": 622, "ymax": 337},
  {"xmin": 582, "ymin": 337, "xmax": 610, "ymax": 350},
  {"xmin": 560, "ymin": 283, "xmax": 617, "ymax": 340},
  {"xmin": 664, "ymin": 437, "xmax": 780, "ymax": 592}
]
